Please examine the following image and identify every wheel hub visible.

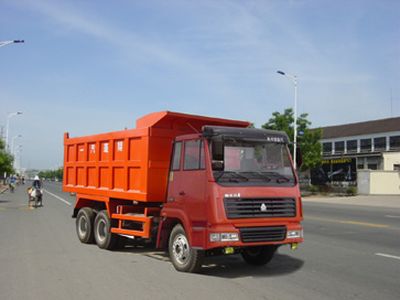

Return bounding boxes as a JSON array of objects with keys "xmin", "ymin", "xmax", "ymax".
[
  {"xmin": 78, "ymin": 216, "xmax": 87, "ymax": 236},
  {"xmin": 97, "ymin": 219, "xmax": 107, "ymax": 242},
  {"xmin": 172, "ymin": 234, "xmax": 189, "ymax": 264}
]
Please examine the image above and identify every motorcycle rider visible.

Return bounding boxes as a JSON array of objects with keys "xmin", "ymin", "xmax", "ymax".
[
  {"xmin": 9, "ymin": 175, "xmax": 17, "ymax": 192},
  {"xmin": 29, "ymin": 175, "xmax": 43, "ymax": 207},
  {"xmin": 32, "ymin": 175, "xmax": 42, "ymax": 189}
]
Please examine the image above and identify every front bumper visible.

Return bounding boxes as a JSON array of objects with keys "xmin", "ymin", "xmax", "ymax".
[{"xmin": 201, "ymin": 223, "xmax": 303, "ymax": 250}]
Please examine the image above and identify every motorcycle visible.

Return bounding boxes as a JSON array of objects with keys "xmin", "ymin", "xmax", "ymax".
[
  {"xmin": 28, "ymin": 187, "xmax": 43, "ymax": 208},
  {"xmin": 9, "ymin": 182, "xmax": 15, "ymax": 193}
]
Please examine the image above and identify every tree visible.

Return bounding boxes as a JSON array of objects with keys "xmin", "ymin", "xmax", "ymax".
[
  {"xmin": 38, "ymin": 167, "xmax": 63, "ymax": 181},
  {"xmin": 0, "ymin": 139, "xmax": 14, "ymax": 176},
  {"xmin": 262, "ymin": 108, "xmax": 322, "ymax": 171}
]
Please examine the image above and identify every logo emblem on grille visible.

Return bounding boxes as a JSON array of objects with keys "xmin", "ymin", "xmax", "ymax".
[{"xmin": 260, "ymin": 203, "xmax": 267, "ymax": 212}]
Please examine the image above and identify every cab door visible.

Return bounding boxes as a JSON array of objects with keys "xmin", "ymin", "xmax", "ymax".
[
  {"xmin": 179, "ymin": 139, "xmax": 207, "ymax": 223},
  {"xmin": 166, "ymin": 139, "xmax": 208, "ymax": 245},
  {"xmin": 166, "ymin": 141, "xmax": 184, "ymax": 207}
]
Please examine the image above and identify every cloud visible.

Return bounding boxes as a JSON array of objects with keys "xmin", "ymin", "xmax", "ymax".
[
  {"xmin": 12, "ymin": 0, "xmax": 189, "ymax": 68},
  {"xmin": 12, "ymin": 1, "xmax": 369, "ymax": 90}
]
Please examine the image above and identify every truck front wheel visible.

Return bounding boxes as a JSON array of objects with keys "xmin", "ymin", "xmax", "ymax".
[
  {"xmin": 93, "ymin": 210, "xmax": 118, "ymax": 250},
  {"xmin": 168, "ymin": 224, "xmax": 203, "ymax": 273},
  {"xmin": 76, "ymin": 207, "xmax": 95, "ymax": 244},
  {"xmin": 241, "ymin": 245, "xmax": 277, "ymax": 266}
]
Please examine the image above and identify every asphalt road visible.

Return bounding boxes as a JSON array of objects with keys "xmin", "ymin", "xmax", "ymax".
[{"xmin": 1, "ymin": 182, "xmax": 399, "ymax": 300}]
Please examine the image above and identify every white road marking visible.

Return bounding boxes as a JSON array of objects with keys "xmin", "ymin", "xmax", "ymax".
[
  {"xmin": 385, "ymin": 215, "xmax": 400, "ymax": 219},
  {"xmin": 44, "ymin": 189, "xmax": 72, "ymax": 206},
  {"xmin": 307, "ymin": 216, "xmax": 389, "ymax": 228},
  {"xmin": 375, "ymin": 253, "xmax": 400, "ymax": 261}
]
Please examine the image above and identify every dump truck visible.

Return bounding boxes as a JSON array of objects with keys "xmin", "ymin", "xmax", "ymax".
[{"xmin": 63, "ymin": 111, "xmax": 303, "ymax": 272}]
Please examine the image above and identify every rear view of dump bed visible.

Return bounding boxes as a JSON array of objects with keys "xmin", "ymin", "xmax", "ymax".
[{"xmin": 63, "ymin": 111, "xmax": 249, "ymax": 203}]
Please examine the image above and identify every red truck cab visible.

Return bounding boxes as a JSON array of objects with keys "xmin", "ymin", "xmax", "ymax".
[{"xmin": 159, "ymin": 126, "xmax": 303, "ymax": 272}]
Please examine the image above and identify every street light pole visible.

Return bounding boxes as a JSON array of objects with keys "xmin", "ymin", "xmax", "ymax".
[
  {"xmin": 277, "ymin": 70, "xmax": 298, "ymax": 170},
  {"xmin": 14, "ymin": 145, "xmax": 23, "ymax": 174},
  {"xmin": 11, "ymin": 134, "xmax": 22, "ymax": 156},
  {"xmin": 5, "ymin": 111, "xmax": 23, "ymax": 151},
  {"xmin": 0, "ymin": 40, "xmax": 24, "ymax": 48},
  {"xmin": 1, "ymin": 41, "xmax": 24, "ymax": 152}
]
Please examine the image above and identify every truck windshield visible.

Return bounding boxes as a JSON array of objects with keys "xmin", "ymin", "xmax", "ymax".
[{"xmin": 210, "ymin": 138, "xmax": 295, "ymax": 186}]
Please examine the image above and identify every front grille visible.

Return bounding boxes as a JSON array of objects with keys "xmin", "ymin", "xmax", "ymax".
[
  {"xmin": 240, "ymin": 226, "xmax": 286, "ymax": 243},
  {"xmin": 224, "ymin": 197, "xmax": 296, "ymax": 219}
]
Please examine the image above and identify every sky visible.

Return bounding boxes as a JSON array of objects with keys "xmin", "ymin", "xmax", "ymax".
[{"xmin": 1, "ymin": 0, "xmax": 399, "ymax": 170}]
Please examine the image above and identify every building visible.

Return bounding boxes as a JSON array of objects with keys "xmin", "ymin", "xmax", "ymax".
[
  {"xmin": 320, "ymin": 116, "xmax": 400, "ymax": 170},
  {"xmin": 314, "ymin": 116, "xmax": 400, "ymax": 194}
]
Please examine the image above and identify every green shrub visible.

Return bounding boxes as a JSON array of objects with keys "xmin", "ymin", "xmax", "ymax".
[
  {"xmin": 320, "ymin": 184, "xmax": 335, "ymax": 195},
  {"xmin": 346, "ymin": 186, "xmax": 357, "ymax": 196},
  {"xmin": 308, "ymin": 185, "xmax": 319, "ymax": 194}
]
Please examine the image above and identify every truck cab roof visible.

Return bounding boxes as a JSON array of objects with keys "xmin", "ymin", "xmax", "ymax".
[{"xmin": 202, "ymin": 126, "xmax": 289, "ymax": 144}]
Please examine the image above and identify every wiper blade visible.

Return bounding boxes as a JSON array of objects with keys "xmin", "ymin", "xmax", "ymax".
[
  {"xmin": 241, "ymin": 172, "xmax": 272, "ymax": 182},
  {"xmin": 214, "ymin": 171, "xmax": 249, "ymax": 182},
  {"xmin": 260, "ymin": 172, "xmax": 293, "ymax": 184},
  {"xmin": 276, "ymin": 176, "xmax": 291, "ymax": 183}
]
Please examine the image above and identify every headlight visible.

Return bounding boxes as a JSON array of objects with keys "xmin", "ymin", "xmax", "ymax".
[
  {"xmin": 209, "ymin": 233, "xmax": 220, "ymax": 242},
  {"xmin": 287, "ymin": 229, "xmax": 303, "ymax": 239},
  {"xmin": 209, "ymin": 232, "xmax": 239, "ymax": 242}
]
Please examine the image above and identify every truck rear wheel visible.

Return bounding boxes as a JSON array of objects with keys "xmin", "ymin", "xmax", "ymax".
[
  {"xmin": 241, "ymin": 245, "xmax": 277, "ymax": 266},
  {"xmin": 94, "ymin": 210, "xmax": 118, "ymax": 250},
  {"xmin": 76, "ymin": 207, "xmax": 95, "ymax": 244},
  {"xmin": 168, "ymin": 224, "xmax": 203, "ymax": 273}
]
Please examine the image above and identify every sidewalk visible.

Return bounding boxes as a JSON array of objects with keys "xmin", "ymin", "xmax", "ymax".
[
  {"xmin": 0, "ymin": 184, "xmax": 8, "ymax": 194},
  {"xmin": 302, "ymin": 194, "xmax": 400, "ymax": 209}
]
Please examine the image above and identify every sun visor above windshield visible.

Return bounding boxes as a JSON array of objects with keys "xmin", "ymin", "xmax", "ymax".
[
  {"xmin": 136, "ymin": 111, "xmax": 250, "ymax": 132},
  {"xmin": 202, "ymin": 126, "xmax": 289, "ymax": 143}
]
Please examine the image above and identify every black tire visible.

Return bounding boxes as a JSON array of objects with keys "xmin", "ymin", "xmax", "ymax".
[
  {"xmin": 76, "ymin": 207, "xmax": 95, "ymax": 244},
  {"xmin": 168, "ymin": 224, "xmax": 203, "ymax": 273},
  {"xmin": 93, "ymin": 210, "xmax": 118, "ymax": 250},
  {"xmin": 28, "ymin": 195, "xmax": 34, "ymax": 208},
  {"xmin": 241, "ymin": 245, "xmax": 277, "ymax": 266}
]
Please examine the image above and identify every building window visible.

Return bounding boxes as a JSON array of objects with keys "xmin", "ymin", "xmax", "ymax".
[
  {"xmin": 360, "ymin": 139, "xmax": 371, "ymax": 152},
  {"xmin": 334, "ymin": 141, "xmax": 344, "ymax": 154},
  {"xmin": 366, "ymin": 157, "xmax": 381, "ymax": 170},
  {"xmin": 374, "ymin": 137, "xmax": 386, "ymax": 151},
  {"xmin": 322, "ymin": 142, "xmax": 332, "ymax": 154},
  {"xmin": 390, "ymin": 136, "xmax": 400, "ymax": 150},
  {"xmin": 357, "ymin": 157, "xmax": 364, "ymax": 169},
  {"xmin": 346, "ymin": 140, "xmax": 357, "ymax": 152},
  {"xmin": 393, "ymin": 164, "xmax": 400, "ymax": 171}
]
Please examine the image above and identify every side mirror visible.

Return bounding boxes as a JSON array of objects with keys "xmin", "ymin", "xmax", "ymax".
[
  {"xmin": 212, "ymin": 160, "xmax": 224, "ymax": 171},
  {"xmin": 296, "ymin": 147, "xmax": 303, "ymax": 169}
]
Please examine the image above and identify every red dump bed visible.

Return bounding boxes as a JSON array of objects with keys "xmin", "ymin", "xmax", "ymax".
[{"xmin": 63, "ymin": 111, "xmax": 249, "ymax": 203}]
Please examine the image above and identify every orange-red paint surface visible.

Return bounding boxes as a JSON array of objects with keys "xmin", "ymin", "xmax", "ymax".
[{"xmin": 63, "ymin": 111, "xmax": 249, "ymax": 202}]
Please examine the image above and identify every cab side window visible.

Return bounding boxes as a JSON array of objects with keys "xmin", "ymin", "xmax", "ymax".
[
  {"xmin": 172, "ymin": 142, "xmax": 182, "ymax": 171},
  {"xmin": 184, "ymin": 140, "xmax": 205, "ymax": 170},
  {"xmin": 200, "ymin": 141, "xmax": 205, "ymax": 169}
]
